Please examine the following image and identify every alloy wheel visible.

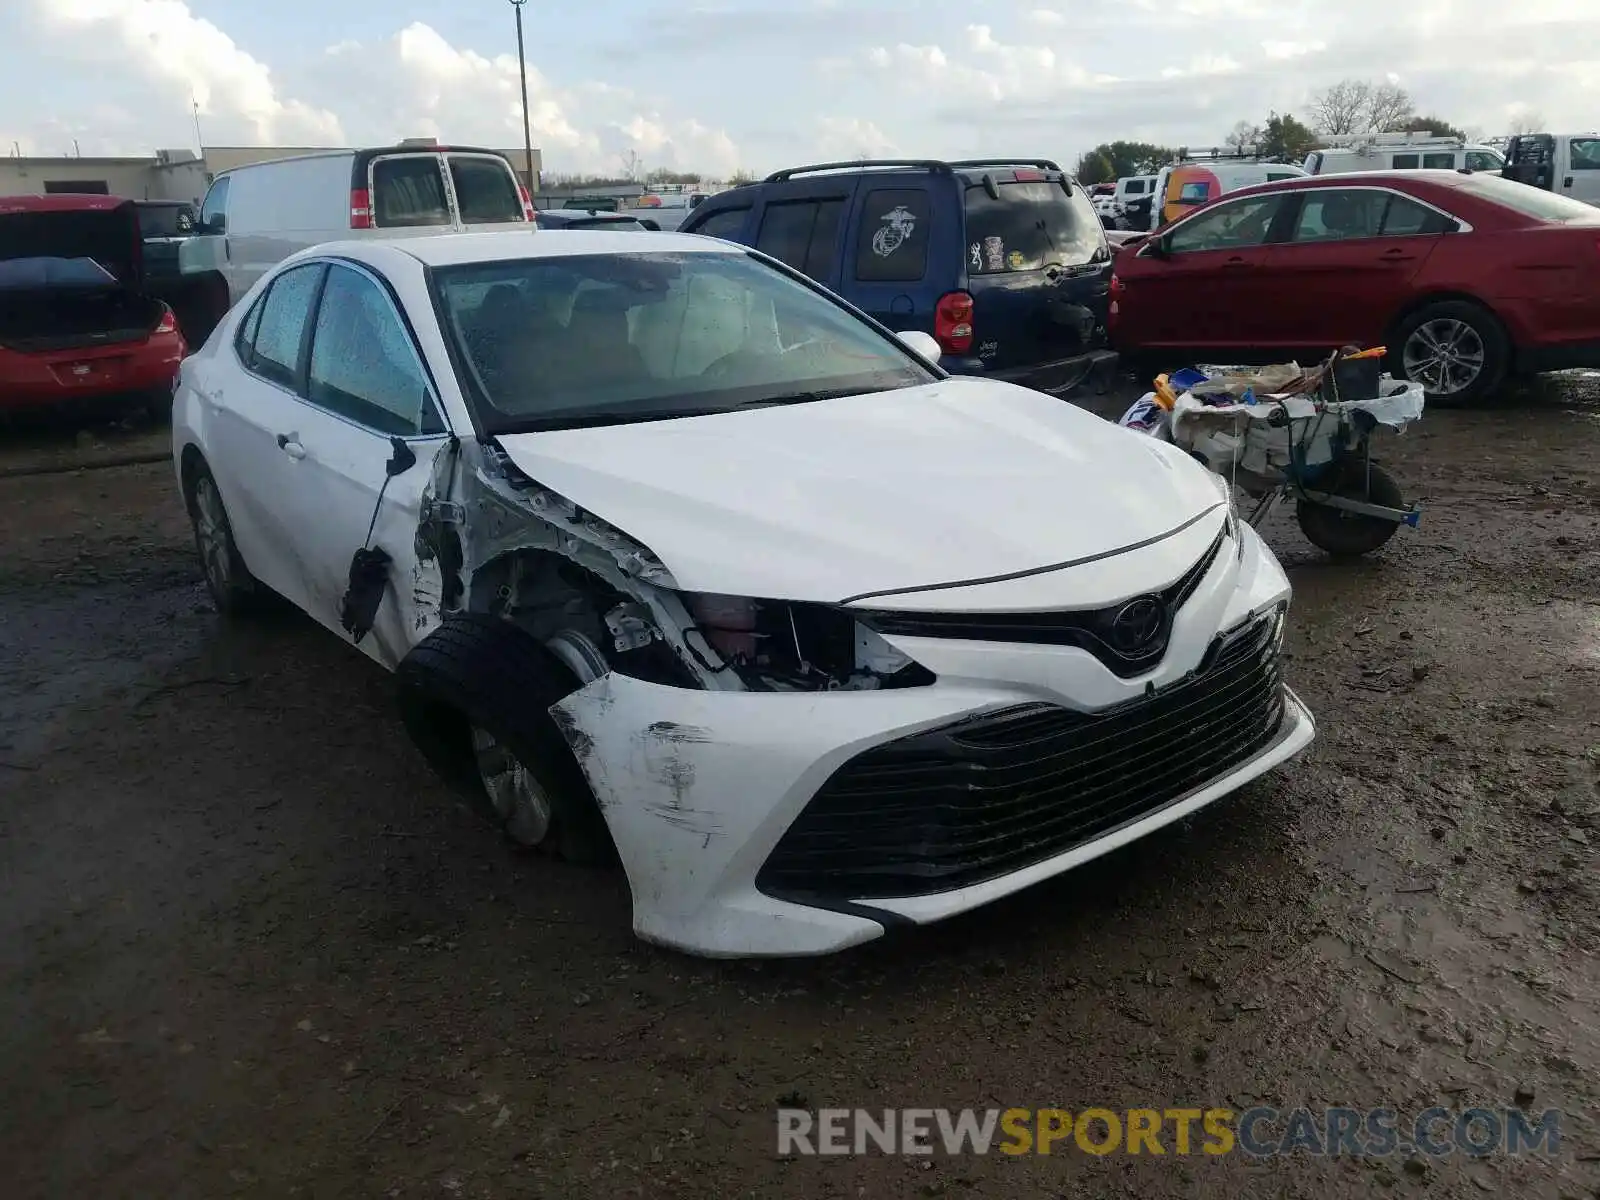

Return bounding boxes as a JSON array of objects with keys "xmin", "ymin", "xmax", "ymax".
[
  {"xmin": 192, "ymin": 477, "xmax": 233, "ymax": 595},
  {"xmin": 1402, "ymin": 318, "xmax": 1486, "ymax": 396}
]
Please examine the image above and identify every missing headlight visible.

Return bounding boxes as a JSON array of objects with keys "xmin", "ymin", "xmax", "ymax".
[{"xmin": 683, "ymin": 594, "xmax": 935, "ymax": 691}]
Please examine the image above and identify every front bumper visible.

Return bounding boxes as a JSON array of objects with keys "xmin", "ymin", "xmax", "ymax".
[{"xmin": 550, "ymin": 521, "xmax": 1314, "ymax": 958}]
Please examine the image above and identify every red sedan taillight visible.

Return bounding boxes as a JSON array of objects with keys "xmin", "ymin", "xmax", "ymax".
[
  {"xmin": 934, "ymin": 290, "xmax": 974, "ymax": 355},
  {"xmin": 154, "ymin": 305, "xmax": 177, "ymax": 335},
  {"xmin": 1108, "ymin": 273, "xmax": 1124, "ymax": 330}
]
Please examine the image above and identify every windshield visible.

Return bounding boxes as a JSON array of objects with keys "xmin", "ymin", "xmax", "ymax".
[
  {"xmin": 964, "ymin": 179, "xmax": 1105, "ymax": 273},
  {"xmin": 432, "ymin": 250, "xmax": 939, "ymax": 433},
  {"xmin": 1453, "ymin": 172, "xmax": 1600, "ymax": 223},
  {"xmin": 136, "ymin": 204, "xmax": 195, "ymax": 237}
]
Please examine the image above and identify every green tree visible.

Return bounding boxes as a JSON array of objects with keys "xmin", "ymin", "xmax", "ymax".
[
  {"xmin": 1388, "ymin": 114, "xmax": 1466, "ymax": 140},
  {"xmin": 1259, "ymin": 112, "xmax": 1320, "ymax": 163},
  {"xmin": 1075, "ymin": 141, "xmax": 1177, "ymax": 181},
  {"xmin": 1073, "ymin": 149, "xmax": 1115, "ymax": 184}
]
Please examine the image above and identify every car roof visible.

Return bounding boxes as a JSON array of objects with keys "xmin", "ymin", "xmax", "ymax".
[
  {"xmin": 1223, "ymin": 168, "xmax": 1475, "ymax": 200},
  {"xmin": 308, "ymin": 229, "xmax": 734, "ymax": 268},
  {"xmin": 0, "ymin": 194, "xmax": 134, "ymax": 215}
]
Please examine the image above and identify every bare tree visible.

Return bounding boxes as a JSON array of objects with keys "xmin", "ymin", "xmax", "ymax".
[
  {"xmin": 1225, "ymin": 120, "xmax": 1263, "ymax": 151},
  {"xmin": 1368, "ymin": 82, "xmax": 1415, "ymax": 133},
  {"xmin": 618, "ymin": 149, "xmax": 643, "ymax": 181},
  {"xmin": 1309, "ymin": 79, "xmax": 1373, "ymax": 135},
  {"xmin": 1508, "ymin": 110, "xmax": 1546, "ymax": 136},
  {"xmin": 1309, "ymin": 78, "xmax": 1415, "ymax": 135}
]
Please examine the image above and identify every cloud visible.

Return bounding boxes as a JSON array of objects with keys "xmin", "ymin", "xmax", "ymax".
[{"xmin": 12, "ymin": 0, "xmax": 741, "ymax": 176}]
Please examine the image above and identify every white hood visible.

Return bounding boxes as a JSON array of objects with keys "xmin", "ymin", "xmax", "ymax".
[{"xmin": 492, "ymin": 377, "xmax": 1224, "ymax": 603}]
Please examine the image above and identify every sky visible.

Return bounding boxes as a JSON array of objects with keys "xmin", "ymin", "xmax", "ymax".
[{"xmin": 1, "ymin": 0, "xmax": 1596, "ymax": 179}]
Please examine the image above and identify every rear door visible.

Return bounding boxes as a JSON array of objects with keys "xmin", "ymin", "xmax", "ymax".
[
  {"xmin": 1253, "ymin": 187, "xmax": 1448, "ymax": 348},
  {"xmin": 843, "ymin": 183, "xmax": 938, "ymax": 333},
  {"xmin": 749, "ymin": 178, "xmax": 857, "ymax": 290},
  {"xmin": 1114, "ymin": 192, "xmax": 1292, "ymax": 348},
  {"xmin": 445, "ymin": 152, "xmax": 531, "ymax": 229},
  {"xmin": 960, "ymin": 172, "xmax": 1111, "ymax": 370}
]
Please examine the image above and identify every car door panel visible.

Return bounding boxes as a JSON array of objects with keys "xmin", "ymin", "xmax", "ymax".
[
  {"xmin": 1258, "ymin": 189, "xmax": 1447, "ymax": 348},
  {"xmin": 267, "ymin": 261, "xmax": 456, "ymax": 666},
  {"xmin": 1115, "ymin": 193, "xmax": 1290, "ymax": 348},
  {"xmin": 204, "ymin": 261, "xmax": 328, "ymax": 606}
]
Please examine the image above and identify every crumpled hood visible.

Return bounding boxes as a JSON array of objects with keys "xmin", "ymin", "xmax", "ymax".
[{"xmin": 492, "ymin": 376, "xmax": 1225, "ymax": 603}]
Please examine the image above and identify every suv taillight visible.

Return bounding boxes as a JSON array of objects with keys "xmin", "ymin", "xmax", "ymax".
[
  {"xmin": 517, "ymin": 183, "xmax": 535, "ymax": 222},
  {"xmin": 934, "ymin": 291, "xmax": 974, "ymax": 355},
  {"xmin": 350, "ymin": 188, "xmax": 372, "ymax": 229}
]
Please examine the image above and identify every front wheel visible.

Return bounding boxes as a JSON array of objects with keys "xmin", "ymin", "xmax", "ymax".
[
  {"xmin": 1296, "ymin": 461, "xmax": 1406, "ymax": 558},
  {"xmin": 1392, "ymin": 301, "xmax": 1508, "ymax": 405},
  {"xmin": 396, "ymin": 614, "xmax": 616, "ymax": 865}
]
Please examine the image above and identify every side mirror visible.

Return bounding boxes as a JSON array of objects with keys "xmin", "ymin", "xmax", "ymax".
[
  {"xmin": 203, "ymin": 215, "xmax": 226, "ymax": 236},
  {"xmin": 895, "ymin": 329, "xmax": 943, "ymax": 364},
  {"xmin": 1142, "ymin": 235, "xmax": 1170, "ymax": 259},
  {"xmin": 640, "ymin": 219, "xmax": 661, "ymax": 231}
]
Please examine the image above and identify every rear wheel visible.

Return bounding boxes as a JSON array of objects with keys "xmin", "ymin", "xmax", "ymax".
[
  {"xmin": 186, "ymin": 461, "xmax": 261, "ymax": 614},
  {"xmin": 1296, "ymin": 461, "xmax": 1406, "ymax": 557},
  {"xmin": 397, "ymin": 613, "xmax": 615, "ymax": 865},
  {"xmin": 1391, "ymin": 300, "xmax": 1508, "ymax": 405}
]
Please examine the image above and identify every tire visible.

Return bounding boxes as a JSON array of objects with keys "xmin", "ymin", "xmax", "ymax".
[
  {"xmin": 1391, "ymin": 300, "xmax": 1508, "ymax": 405},
  {"xmin": 1296, "ymin": 461, "xmax": 1406, "ymax": 558},
  {"xmin": 396, "ymin": 613, "xmax": 616, "ymax": 866},
  {"xmin": 185, "ymin": 460, "xmax": 261, "ymax": 614}
]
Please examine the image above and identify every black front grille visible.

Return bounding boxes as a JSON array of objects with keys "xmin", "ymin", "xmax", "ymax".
[
  {"xmin": 756, "ymin": 611, "xmax": 1287, "ymax": 903},
  {"xmin": 857, "ymin": 527, "xmax": 1225, "ymax": 679}
]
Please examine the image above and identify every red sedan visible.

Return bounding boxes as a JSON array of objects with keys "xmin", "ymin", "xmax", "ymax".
[
  {"xmin": 1108, "ymin": 170, "xmax": 1600, "ymax": 403},
  {"xmin": 0, "ymin": 194, "xmax": 186, "ymax": 417}
]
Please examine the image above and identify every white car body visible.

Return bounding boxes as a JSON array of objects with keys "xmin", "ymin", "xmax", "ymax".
[{"xmin": 171, "ymin": 229, "xmax": 1314, "ymax": 958}]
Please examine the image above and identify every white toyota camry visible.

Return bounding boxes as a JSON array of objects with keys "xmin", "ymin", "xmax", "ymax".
[{"xmin": 171, "ymin": 229, "xmax": 1315, "ymax": 958}]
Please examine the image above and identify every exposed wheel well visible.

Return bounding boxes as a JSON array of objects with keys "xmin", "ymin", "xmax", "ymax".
[
  {"xmin": 178, "ymin": 444, "xmax": 207, "ymax": 512},
  {"xmin": 1385, "ymin": 293, "xmax": 1510, "ymax": 347}
]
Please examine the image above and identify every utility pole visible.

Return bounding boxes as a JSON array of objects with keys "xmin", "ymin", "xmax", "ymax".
[
  {"xmin": 192, "ymin": 96, "xmax": 205, "ymax": 156},
  {"xmin": 509, "ymin": 0, "xmax": 535, "ymax": 193}
]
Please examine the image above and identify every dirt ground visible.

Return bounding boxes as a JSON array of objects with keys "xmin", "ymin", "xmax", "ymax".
[{"xmin": 1, "ymin": 376, "xmax": 1598, "ymax": 1199}]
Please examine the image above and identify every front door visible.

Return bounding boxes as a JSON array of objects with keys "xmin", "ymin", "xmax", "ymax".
[
  {"xmin": 265, "ymin": 261, "xmax": 455, "ymax": 667},
  {"xmin": 1253, "ymin": 187, "xmax": 1445, "ymax": 349},
  {"xmin": 1117, "ymin": 192, "xmax": 1291, "ymax": 348},
  {"xmin": 1564, "ymin": 137, "xmax": 1600, "ymax": 206}
]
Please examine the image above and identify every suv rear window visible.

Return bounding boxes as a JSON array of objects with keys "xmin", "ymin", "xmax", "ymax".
[
  {"xmin": 372, "ymin": 155, "xmax": 450, "ymax": 227},
  {"xmin": 963, "ymin": 179, "xmax": 1102, "ymax": 274},
  {"xmin": 855, "ymin": 189, "xmax": 930, "ymax": 282},
  {"xmin": 449, "ymin": 155, "xmax": 524, "ymax": 223}
]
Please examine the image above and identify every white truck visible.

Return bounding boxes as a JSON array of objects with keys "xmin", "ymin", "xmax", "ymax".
[
  {"xmin": 1303, "ymin": 131, "xmax": 1506, "ymax": 177},
  {"xmin": 1502, "ymin": 133, "xmax": 1600, "ymax": 207}
]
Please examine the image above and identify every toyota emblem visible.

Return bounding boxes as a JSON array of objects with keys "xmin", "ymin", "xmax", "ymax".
[{"xmin": 1109, "ymin": 597, "xmax": 1165, "ymax": 654}]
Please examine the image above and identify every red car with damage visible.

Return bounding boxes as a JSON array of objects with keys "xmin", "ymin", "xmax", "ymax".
[
  {"xmin": 0, "ymin": 194, "xmax": 186, "ymax": 417},
  {"xmin": 1107, "ymin": 170, "xmax": 1600, "ymax": 403}
]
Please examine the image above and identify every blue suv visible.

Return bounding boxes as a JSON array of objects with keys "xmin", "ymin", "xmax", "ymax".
[{"xmin": 678, "ymin": 158, "xmax": 1118, "ymax": 395}]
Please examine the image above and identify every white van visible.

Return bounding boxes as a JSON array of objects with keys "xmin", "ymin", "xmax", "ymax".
[
  {"xmin": 1502, "ymin": 132, "xmax": 1600, "ymax": 207},
  {"xmin": 1113, "ymin": 174, "xmax": 1157, "ymax": 226},
  {"xmin": 179, "ymin": 141, "xmax": 532, "ymax": 338},
  {"xmin": 1150, "ymin": 160, "xmax": 1307, "ymax": 228},
  {"xmin": 1303, "ymin": 132, "xmax": 1506, "ymax": 178}
]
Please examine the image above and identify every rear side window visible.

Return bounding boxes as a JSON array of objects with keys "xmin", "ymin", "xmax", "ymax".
[
  {"xmin": 754, "ymin": 199, "xmax": 846, "ymax": 279},
  {"xmin": 964, "ymin": 179, "xmax": 1102, "ymax": 274},
  {"xmin": 690, "ymin": 206, "xmax": 750, "ymax": 240},
  {"xmin": 1392, "ymin": 154, "xmax": 1420, "ymax": 170},
  {"xmin": 1177, "ymin": 182, "xmax": 1211, "ymax": 205},
  {"xmin": 1465, "ymin": 150, "xmax": 1505, "ymax": 172},
  {"xmin": 1423, "ymin": 152, "xmax": 1456, "ymax": 169},
  {"xmin": 1377, "ymin": 194, "xmax": 1454, "ymax": 236},
  {"xmin": 855, "ymin": 189, "xmax": 931, "ymax": 283},
  {"xmin": 449, "ymin": 156, "xmax": 524, "ymax": 223},
  {"xmin": 1571, "ymin": 138, "xmax": 1600, "ymax": 170},
  {"xmin": 372, "ymin": 155, "xmax": 450, "ymax": 227},
  {"xmin": 242, "ymin": 263, "xmax": 324, "ymax": 388}
]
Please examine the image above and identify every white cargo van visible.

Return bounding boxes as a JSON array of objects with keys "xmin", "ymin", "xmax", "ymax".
[
  {"xmin": 1502, "ymin": 133, "xmax": 1600, "ymax": 207},
  {"xmin": 179, "ymin": 141, "xmax": 532, "ymax": 339},
  {"xmin": 1303, "ymin": 132, "xmax": 1506, "ymax": 178}
]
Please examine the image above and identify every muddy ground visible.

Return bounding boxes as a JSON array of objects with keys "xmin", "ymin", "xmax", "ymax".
[{"xmin": 1, "ymin": 377, "xmax": 1598, "ymax": 1199}]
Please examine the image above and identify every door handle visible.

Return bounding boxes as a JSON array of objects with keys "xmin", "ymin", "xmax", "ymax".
[
  {"xmin": 1379, "ymin": 249, "xmax": 1417, "ymax": 261},
  {"xmin": 275, "ymin": 433, "xmax": 306, "ymax": 460},
  {"xmin": 1563, "ymin": 176, "xmax": 1574, "ymax": 189},
  {"xmin": 224, "ymin": 238, "xmax": 231, "ymax": 261},
  {"xmin": 1221, "ymin": 257, "xmax": 1252, "ymax": 269}
]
